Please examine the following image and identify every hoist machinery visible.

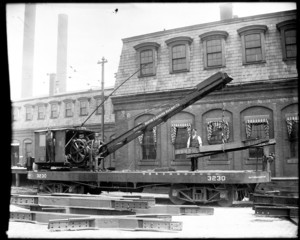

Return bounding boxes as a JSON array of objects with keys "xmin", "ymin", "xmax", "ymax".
[{"xmin": 34, "ymin": 71, "xmax": 233, "ymax": 168}]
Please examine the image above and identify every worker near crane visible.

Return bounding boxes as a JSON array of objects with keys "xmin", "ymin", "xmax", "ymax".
[
  {"xmin": 46, "ymin": 129, "xmax": 55, "ymax": 162},
  {"xmin": 93, "ymin": 133, "xmax": 104, "ymax": 171},
  {"xmin": 187, "ymin": 128, "xmax": 202, "ymax": 171}
]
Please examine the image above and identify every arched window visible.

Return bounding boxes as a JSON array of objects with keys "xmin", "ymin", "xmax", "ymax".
[
  {"xmin": 171, "ymin": 122, "xmax": 192, "ymax": 160},
  {"xmin": 241, "ymin": 106, "xmax": 274, "ymax": 161},
  {"xmin": 203, "ymin": 109, "xmax": 232, "ymax": 162},
  {"xmin": 285, "ymin": 114, "xmax": 298, "ymax": 158},
  {"xmin": 135, "ymin": 114, "xmax": 157, "ymax": 161},
  {"xmin": 139, "ymin": 128, "xmax": 156, "ymax": 160}
]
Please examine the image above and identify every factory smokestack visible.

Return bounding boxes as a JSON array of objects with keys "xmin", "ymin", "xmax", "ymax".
[
  {"xmin": 21, "ymin": 4, "xmax": 36, "ymax": 99},
  {"xmin": 48, "ymin": 73, "xmax": 57, "ymax": 96},
  {"xmin": 56, "ymin": 14, "xmax": 68, "ymax": 93}
]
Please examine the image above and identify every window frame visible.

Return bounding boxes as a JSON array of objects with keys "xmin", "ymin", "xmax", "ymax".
[
  {"xmin": 24, "ymin": 105, "xmax": 33, "ymax": 121},
  {"xmin": 276, "ymin": 19, "xmax": 297, "ymax": 61},
  {"xmin": 94, "ymin": 95, "xmax": 108, "ymax": 115},
  {"xmin": 205, "ymin": 117, "xmax": 231, "ymax": 163},
  {"xmin": 13, "ymin": 106, "xmax": 21, "ymax": 121},
  {"xmin": 63, "ymin": 99, "xmax": 74, "ymax": 118},
  {"xmin": 50, "ymin": 103, "xmax": 59, "ymax": 119},
  {"xmin": 141, "ymin": 128, "xmax": 157, "ymax": 160},
  {"xmin": 237, "ymin": 25, "xmax": 268, "ymax": 65},
  {"xmin": 165, "ymin": 36, "xmax": 193, "ymax": 74},
  {"xmin": 133, "ymin": 42, "xmax": 160, "ymax": 78},
  {"xmin": 78, "ymin": 97, "xmax": 90, "ymax": 116},
  {"xmin": 199, "ymin": 31, "xmax": 228, "ymax": 69},
  {"xmin": 244, "ymin": 115, "xmax": 270, "ymax": 161},
  {"xmin": 36, "ymin": 103, "xmax": 46, "ymax": 120},
  {"xmin": 285, "ymin": 115, "xmax": 298, "ymax": 159}
]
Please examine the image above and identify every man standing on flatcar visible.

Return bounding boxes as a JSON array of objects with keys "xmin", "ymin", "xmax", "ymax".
[{"xmin": 187, "ymin": 128, "xmax": 202, "ymax": 171}]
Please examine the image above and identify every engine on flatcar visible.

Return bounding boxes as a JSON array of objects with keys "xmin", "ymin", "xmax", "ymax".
[{"xmin": 34, "ymin": 127, "xmax": 101, "ymax": 169}]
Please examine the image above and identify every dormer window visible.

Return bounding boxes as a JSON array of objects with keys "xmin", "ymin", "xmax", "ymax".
[
  {"xmin": 165, "ymin": 36, "xmax": 193, "ymax": 73},
  {"xmin": 133, "ymin": 42, "xmax": 160, "ymax": 77},
  {"xmin": 199, "ymin": 31, "xmax": 228, "ymax": 69},
  {"xmin": 237, "ymin": 25, "xmax": 268, "ymax": 65},
  {"xmin": 277, "ymin": 20, "xmax": 297, "ymax": 61}
]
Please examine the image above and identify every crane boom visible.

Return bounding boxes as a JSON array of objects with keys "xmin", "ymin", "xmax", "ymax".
[{"xmin": 99, "ymin": 71, "xmax": 233, "ymax": 158}]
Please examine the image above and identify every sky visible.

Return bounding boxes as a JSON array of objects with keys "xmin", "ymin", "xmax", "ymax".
[{"xmin": 6, "ymin": 2, "xmax": 297, "ymax": 100}]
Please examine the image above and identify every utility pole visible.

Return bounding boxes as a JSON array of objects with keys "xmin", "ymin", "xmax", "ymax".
[{"xmin": 97, "ymin": 57, "xmax": 107, "ymax": 142}]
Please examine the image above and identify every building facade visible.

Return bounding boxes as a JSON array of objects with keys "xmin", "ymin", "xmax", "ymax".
[
  {"xmin": 112, "ymin": 10, "xmax": 298, "ymax": 177},
  {"xmin": 11, "ymin": 88, "xmax": 116, "ymax": 168}
]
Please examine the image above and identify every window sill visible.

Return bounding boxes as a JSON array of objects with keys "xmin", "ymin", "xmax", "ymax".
[
  {"xmin": 171, "ymin": 160, "xmax": 190, "ymax": 166},
  {"xmin": 283, "ymin": 57, "xmax": 296, "ymax": 62},
  {"xmin": 242, "ymin": 60, "xmax": 266, "ymax": 66},
  {"xmin": 206, "ymin": 160, "xmax": 230, "ymax": 165},
  {"xmin": 287, "ymin": 158, "xmax": 298, "ymax": 164},
  {"xmin": 138, "ymin": 74, "xmax": 156, "ymax": 78},
  {"xmin": 170, "ymin": 69, "xmax": 189, "ymax": 74},
  {"xmin": 204, "ymin": 65, "xmax": 225, "ymax": 70},
  {"xmin": 138, "ymin": 161, "xmax": 159, "ymax": 166},
  {"xmin": 245, "ymin": 158, "xmax": 263, "ymax": 165}
]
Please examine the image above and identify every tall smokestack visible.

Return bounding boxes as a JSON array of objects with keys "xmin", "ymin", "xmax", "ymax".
[
  {"xmin": 21, "ymin": 4, "xmax": 36, "ymax": 98},
  {"xmin": 48, "ymin": 73, "xmax": 57, "ymax": 96},
  {"xmin": 56, "ymin": 14, "xmax": 68, "ymax": 93},
  {"xmin": 220, "ymin": 3, "xmax": 233, "ymax": 20}
]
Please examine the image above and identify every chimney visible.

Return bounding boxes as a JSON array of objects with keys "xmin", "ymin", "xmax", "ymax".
[
  {"xmin": 21, "ymin": 4, "xmax": 36, "ymax": 98},
  {"xmin": 48, "ymin": 73, "xmax": 57, "ymax": 96},
  {"xmin": 56, "ymin": 14, "xmax": 68, "ymax": 93},
  {"xmin": 220, "ymin": 3, "xmax": 233, "ymax": 20}
]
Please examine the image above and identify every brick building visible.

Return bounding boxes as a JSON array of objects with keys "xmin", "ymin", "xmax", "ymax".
[
  {"xmin": 11, "ymin": 87, "xmax": 116, "ymax": 168},
  {"xmin": 112, "ymin": 10, "xmax": 298, "ymax": 177}
]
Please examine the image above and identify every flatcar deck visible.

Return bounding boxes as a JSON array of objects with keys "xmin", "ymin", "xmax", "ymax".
[{"xmin": 28, "ymin": 170, "xmax": 271, "ymax": 185}]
